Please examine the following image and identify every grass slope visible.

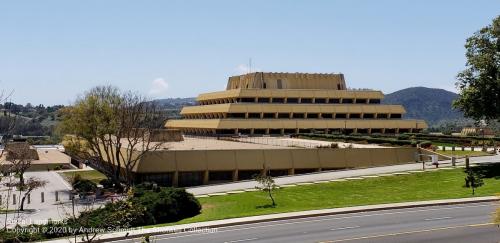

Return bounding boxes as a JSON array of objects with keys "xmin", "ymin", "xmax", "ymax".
[
  {"xmin": 437, "ymin": 150, "xmax": 491, "ymax": 157},
  {"xmin": 162, "ymin": 165, "xmax": 500, "ymax": 226},
  {"xmin": 59, "ymin": 170, "xmax": 107, "ymax": 184}
]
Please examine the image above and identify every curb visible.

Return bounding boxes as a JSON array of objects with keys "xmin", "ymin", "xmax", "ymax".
[{"xmin": 93, "ymin": 196, "xmax": 499, "ymax": 242}]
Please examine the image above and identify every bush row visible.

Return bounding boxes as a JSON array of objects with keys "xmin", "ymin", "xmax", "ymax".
[{"xmin": 297, "ymin": 133, "xmax": 432, "ymax": 147}]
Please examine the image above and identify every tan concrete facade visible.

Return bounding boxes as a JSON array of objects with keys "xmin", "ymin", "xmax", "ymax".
[
  {"xmin": 133, "ymin": 146, "xmax": 419, "ymax": 187},
  {"xmin": 226, "ymin": 72, "xmax": 347, "ymax": 90},
  {"xmin": 165, "ymin": 72, "xmax": 428, "ymax": 135},
  {"xmin": 88, "ymin": 136, "xmax": 422, "ymax": 187}
]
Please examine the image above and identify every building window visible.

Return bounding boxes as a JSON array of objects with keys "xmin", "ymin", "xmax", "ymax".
[
  {"xmin": 342, "ymin": 99, "xmax": 354, "ymax": 104},
  {"xmin": 355, "ymin": 99, "xmax": 367, "ymax": 104},
  {"xmin": 322, "ymin": 113, "xmax": 333, "ymax": 118},
  {"xmin": 369, "ymin": 99, "xmax": 381, "ymax": 104},
  {"xmin": 257, "ymin": 97, "xmax": 270, "ymax": 103},
  {"xmin": 307, "ymin": 113, "xmax": 319, "ymax": 118},
  {"xmin": 390, "ymin": 114, "xmax": 402, "ymax": 119},
  {"xmin": 329, "ymin": 98, "xmax": 340, "ymax": 104},
  {"xmin": 209, "ymin": 171, "xmax": 233, "ymax": 181},
  {"xmin": 278, "ymin": 113, "xmax": 290, "ymax": 118},
  {"xmin": 357, "ymin": 129, "xmax": 369, "ymax": 134},
  {"xmin": 227, "ymin": 113, "xmax": 246, "ymax": 119},
  {"xmin": 277, "ymin": 79, "xmax": 283, "ymax": 89},
  {"xmin": 292, "ymin": 113, "xmax": 305, "ymax": 119},
  {"xmin": 287, "ymin": 98, "xmax": 299, "ymax": 103},
  {"xmin": 241, "ymin": 97, "xmax": 255, "ymax": 103},
  {"xmin": 301, "ymin": 98, "xmax": 313, "ymax": 103},
  {"xmin": 350, "ymin": 113, "xmax": 361, "ymax": 119},
  {"xmin": 363, "ymin": 113, "xmax": 375, "ymax": 119},
  {"xmin": 263, "ymin": 82, "xmax": 267, "ymax": 89},
  {"xmin": 248, "ymin": 113, "xmax": 261, "ymax": 118},
  {"xmin": 335, "ymin": 113, "xmax": 347, "ymax": 119},
  {"xmin": 263, "ymin": 113, "xmax": 275, "ymax": 119},
  {"xmin": 377, "ymin": 113, "xmax": 388, "ymax": 119},
  {"xmin": 272, "ymin": 98, "xmax": 285, "ymax": 103},
  {"xmin": 315, "ymin": 98, "xmax": 326, "ymax": 104}
]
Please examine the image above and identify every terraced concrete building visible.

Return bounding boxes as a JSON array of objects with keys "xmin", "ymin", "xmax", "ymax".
[{"xmin": 166, "ymin": 72, "xmax": 427, "ymax": 135}]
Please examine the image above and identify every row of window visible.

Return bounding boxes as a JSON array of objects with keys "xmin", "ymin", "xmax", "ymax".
[
  {"xmin": 206, "ymin": 128, "xmax": 416, "ymax": 135},
  {"xmin": 183, "ymin": 113, "xmax": 403, "ymax": 119},
  {"xmin": 198, "ymin": 98, "xmax": 381, "ymax": 105}
]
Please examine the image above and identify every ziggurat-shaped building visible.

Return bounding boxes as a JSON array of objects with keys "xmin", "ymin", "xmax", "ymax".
[{"xmin": 165, "ymin": 72, "xmax": 428, "ymax": 135}]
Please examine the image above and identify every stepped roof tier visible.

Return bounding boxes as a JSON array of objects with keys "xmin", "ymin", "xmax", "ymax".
[{"xmin": 165, "ymin": 72, "xmax": 428, "ymax": 135}]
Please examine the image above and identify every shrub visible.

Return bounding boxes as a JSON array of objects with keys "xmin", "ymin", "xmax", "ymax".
[
  {"xmin": 131, "ymin": 186, "xmax": 201, "ymax": 224},
  {"xmin": 68, "ymin": 200, "xmax": 149, "ymax": 228},
  {"xmin": 72, "ymin": 178, "xmax": 97, "ymax": 195},
  {"xmin": 419, "ymin": 141, "xmax": 432, "ymax": 148},
  {"xmin": 99, "ymin": 178, "xmax": 114, "ymax": 189}
]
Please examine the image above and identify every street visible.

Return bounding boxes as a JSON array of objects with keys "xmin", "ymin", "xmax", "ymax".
[{"xmin": 112, "ymin": 202, "xmax": 500, "ymax": 243}]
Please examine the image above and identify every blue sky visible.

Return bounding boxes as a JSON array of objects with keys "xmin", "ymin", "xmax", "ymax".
[{"xmin": 1, "ymin": 0, "xmax": 499, "ymax": 105}]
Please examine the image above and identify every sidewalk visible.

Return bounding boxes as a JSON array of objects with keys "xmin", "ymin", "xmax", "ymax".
[
  {"xmin": 188, "ymin": 154, "xmax": 500, "ymax": 196},
  {"xmin": 46, "ymin": 196, "xmax": 500, "ymax": 243}
]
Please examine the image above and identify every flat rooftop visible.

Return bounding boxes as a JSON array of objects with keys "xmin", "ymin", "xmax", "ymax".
[
  {"xmin": 0, "ymin": 147, "xmax": 71, "ymax": 165},
  {"xmin": 157, "ymin": 137, "xmax": 292, "ymax": 150},
  {"xmin": 130, "ymin": 136, "xmax": 386, "ymax": 151}
]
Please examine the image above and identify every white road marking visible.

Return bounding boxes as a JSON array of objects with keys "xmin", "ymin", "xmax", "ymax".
[
  {"xmin": 330, "ymin": 226, "xmax": 360, "ymax": 231},
  {"xmin": 424, "ymin": 216, "xmax": 453, "ymax": 221},
  {"xmin": 224, "ymin": 238, "xmax": 259, "ymax": 243},
  {"xmin": 320, "ymin": 223, "xmax": 494, "ymax": 243},
  {"xmin": 108, "ymin": 203, "xmax": 493, "ymax": 242}
]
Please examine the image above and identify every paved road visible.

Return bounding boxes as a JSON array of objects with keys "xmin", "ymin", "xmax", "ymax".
[
  {"xmin": 113, "ymin": 202, "xmax": 500, "ymax": 243},
  {"xmin": 188, "ymin": 155, "xmax": 500, "ymax": 195}
]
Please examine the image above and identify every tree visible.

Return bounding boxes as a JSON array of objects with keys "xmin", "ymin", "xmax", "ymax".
[
  {"xmin": 59, "ymin": 86, "xmax": 167, "ymax": 190},
  {"xmin": 16, "ymin": 178, "xmax": 47, "ymax": 211},
  {"xmin": 464, "ymin": 168, "xmax": 484, "ymax": 195},
  {"xmin": 453, "ymin": 16, "xmax": 500, "ymax": 122},
  {"xmin": 254, "ymin": 167, "xmax": 278, "ymax": 207},
  {"xmin": 5, "ymin": 142, "xmax": 36, "ymax": 191},
  {"xmin": 3, "ymin": 143, "xmax": 44, "ymax": 212}
]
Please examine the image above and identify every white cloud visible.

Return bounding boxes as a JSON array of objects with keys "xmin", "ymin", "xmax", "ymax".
[
  {"xmin": 148, "ymin": 78, "xmax": 169, "ymax": 96},
  {"xmin": 235, "ymin": 64, "xmax": 261, "ymax": 75}
]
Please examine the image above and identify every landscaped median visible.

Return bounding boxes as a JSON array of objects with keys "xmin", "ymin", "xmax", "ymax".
[
  {"xmin": 438, "ymin": 150, "xmax": 491, "ymax": 158},
  {"xmin": 153, "ymin": 164, "xmax": 500, "ymax": 227}
]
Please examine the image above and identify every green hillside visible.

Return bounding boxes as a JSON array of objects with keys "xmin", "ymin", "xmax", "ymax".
[{"xmin": 382, "ymin": 87, "xmax": 470, "ymax": 127}]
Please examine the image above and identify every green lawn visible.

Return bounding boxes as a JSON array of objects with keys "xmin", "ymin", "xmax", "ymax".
[
  {"xmin": 156, "ymin": 165, "xmax": 500, "ymax": 227},
  {"xmin": 59, "ymin": 170, "xmax": 107, "ymax": 184},
  {"xmin": 431, "ymin": 141, "xmax": 463, "ymax": 147},
  {"xmin": 437, "ymin": 150, "xmax": 491, "ymax": 157}
]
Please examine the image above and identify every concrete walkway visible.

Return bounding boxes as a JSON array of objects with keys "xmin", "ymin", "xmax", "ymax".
[
  {"xmin": 46, "ymin": 196, "xmax": 499, "ymax": 243},
  {"xmin": 187, "ymin": 154, "xmax": 500, "ymax": 196},
  {"xmin": 0, "ymin": 169, "xmax": 106, "ymax": 228}
]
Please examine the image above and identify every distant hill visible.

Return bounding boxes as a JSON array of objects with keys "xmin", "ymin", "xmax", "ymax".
[
  {"xmin": 382, "ymin": 87, "xmax": 468, "ymax": 127},
  {"xmin": 154, "ymin": 98, "xmax": 196, "ymax": 119},
  {"xmin": 153, "ymin": 97, "xmax": 196, "ymax": 109}
]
